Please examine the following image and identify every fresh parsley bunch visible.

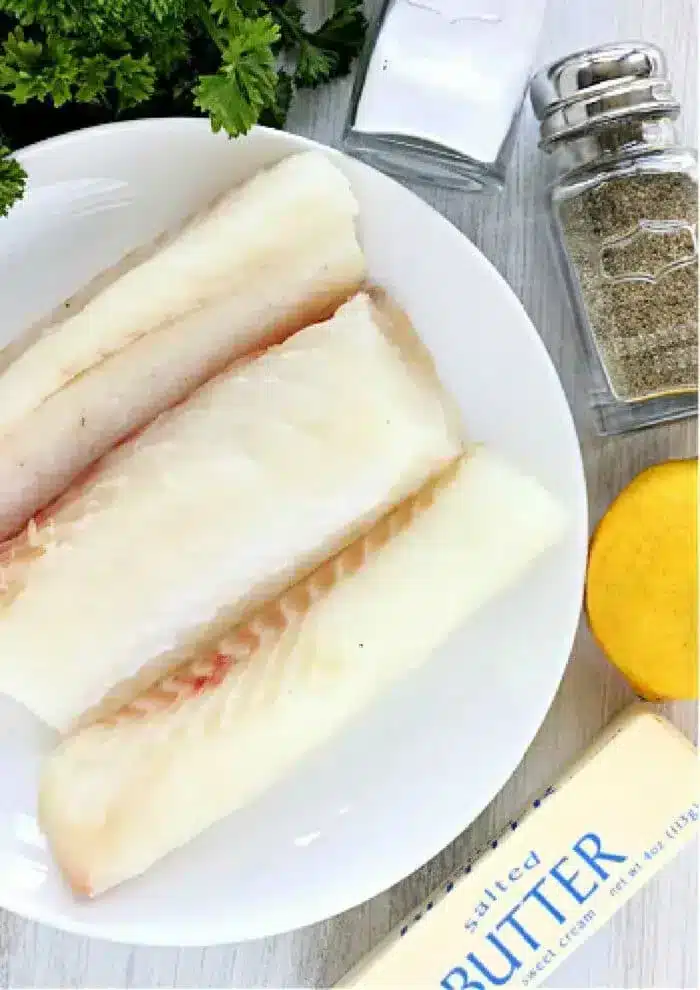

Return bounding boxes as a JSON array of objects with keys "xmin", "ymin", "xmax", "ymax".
[{"xmin": 0, "ymin": 0, "xmax": 367, "ymax": 217}]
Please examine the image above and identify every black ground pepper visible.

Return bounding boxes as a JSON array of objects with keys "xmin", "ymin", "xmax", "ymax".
[{"xmin": 557, "ymin": 172, "xmax": 698, "ymax": 401}]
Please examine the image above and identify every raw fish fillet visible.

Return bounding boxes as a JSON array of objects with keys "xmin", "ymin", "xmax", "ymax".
[
  {"xmin": 0, "ymin": 293, "xmax": 463, "ymax": 731},
  {"xmin": 0, "ymin": 152, "xmax": 365, "ymax": 537},
  {"xmin": 39, "ymin": 449, "xmax": 566, "ymax": 897}
]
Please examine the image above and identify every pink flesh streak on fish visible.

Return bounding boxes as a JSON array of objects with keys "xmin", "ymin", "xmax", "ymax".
[
  {"xmin": 0, "ymin": 348, "xmax": 267, "ymax": 599},
  {"xmin": 93, "ymin": 464, "xmax": 455, "ymax": 730}
]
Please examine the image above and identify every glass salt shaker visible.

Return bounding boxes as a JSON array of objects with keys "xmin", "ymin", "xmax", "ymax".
[
  {"xmin": 343, "ymin": 0, "xmax": 546, "ymax": 191},
  {"xmin": 531, "ymin": 42, "xmax": 698, "ymax": 435}
]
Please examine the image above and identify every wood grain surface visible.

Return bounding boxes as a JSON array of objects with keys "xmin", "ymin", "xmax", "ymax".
[{"xmin": 0, "ymin": 0, "xmax": 697, "ymax": 986}]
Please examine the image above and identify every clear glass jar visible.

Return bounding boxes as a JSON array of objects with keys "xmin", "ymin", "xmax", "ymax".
[
  {"xmin": 343, "ymin": 0, "xmax": 547, "ymax": 192},
  {"xmin": 531, "ymin": 43, "xmax": 698, "ymax": 435}
]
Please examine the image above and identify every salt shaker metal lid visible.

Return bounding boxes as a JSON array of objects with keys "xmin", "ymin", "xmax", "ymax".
[{"xmin": 530, "ymin": 41, "xmax": 681, "ymax": 147}]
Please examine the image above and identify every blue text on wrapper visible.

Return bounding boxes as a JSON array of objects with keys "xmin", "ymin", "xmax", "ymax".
[{"xmin": 440, "ymin": 833, "xmax": 626, "ymax": 989}]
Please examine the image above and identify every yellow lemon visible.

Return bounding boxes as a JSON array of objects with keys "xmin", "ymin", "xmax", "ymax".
[{"xmin": 586, "ymin": 459, "xmax": 698, "ymax": 700}]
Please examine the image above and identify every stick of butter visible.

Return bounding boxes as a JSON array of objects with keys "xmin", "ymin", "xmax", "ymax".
[{"xmin": 338, "ymin": 704, "xmax": 698, "ymax": 988}]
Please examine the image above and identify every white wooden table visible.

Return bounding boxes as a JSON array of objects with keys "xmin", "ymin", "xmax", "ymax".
[{"xmin": 0, "ymin": 0, "xmax": 697, "ymax": 986}]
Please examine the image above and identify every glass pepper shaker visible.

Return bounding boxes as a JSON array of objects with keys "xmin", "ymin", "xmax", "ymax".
[{"xmin": 530, "ymin": 42, "xmax": 698, "ymax": 435}]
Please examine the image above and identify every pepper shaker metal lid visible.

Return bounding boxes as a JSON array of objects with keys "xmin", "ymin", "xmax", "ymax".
[{"xmin": 530, "ymin": 42, "xmax": 681, "ymax": 147}]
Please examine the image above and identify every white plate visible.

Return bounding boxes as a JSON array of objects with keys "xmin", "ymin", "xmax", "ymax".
[{"xmin": 0, "ymin": 120, "xmax": 587, "ymax": 946}]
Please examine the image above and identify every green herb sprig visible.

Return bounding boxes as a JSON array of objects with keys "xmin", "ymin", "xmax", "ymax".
[
  {"xmin": 0, "ymin": 142, "xmax": 25, "ymax": 217},
  {"xmin": 0, "ymin": 0, "xmax": 367, "ymax": 216}
]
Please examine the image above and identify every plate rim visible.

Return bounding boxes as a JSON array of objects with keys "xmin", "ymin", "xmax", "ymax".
[{"xmin": 2, "ymin": 118, "xmax": 588, "ymax": 946}]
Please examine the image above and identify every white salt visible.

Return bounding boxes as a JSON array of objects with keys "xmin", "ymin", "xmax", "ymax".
[{"xmin": 352, "ymin": 0, "xmax": 547, "ymax": 167}]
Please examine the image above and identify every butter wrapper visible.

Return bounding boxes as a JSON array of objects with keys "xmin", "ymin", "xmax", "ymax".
[{"xmin": 338, "ymin": 704, "xmax": 698, "ymax": 988}]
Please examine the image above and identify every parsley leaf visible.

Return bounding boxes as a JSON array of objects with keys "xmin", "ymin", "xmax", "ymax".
[
  {"xmin": 111, "ymin": 54, "xmax": 157, "ymax": 109},
  {"xmin": 194, "ymin": 13, "xmax": 279, "ymax": 134},
  {"xmin": 0, "ymin": 143, "xmax": 26, "ymax": 218},
  {"xmin": 259, "ymin": 67, "xmax": 293, "ymax": 128},
  {"xmin": 265, "ymin": 0, "xmax": 305, "ymax": 50},
  {"xmin": 0, "ymin": 1, "xmax": 188, "ymax": 35},
  {"xmin": 305, "ymin": 0, "xmax": 366, "ymax": 81},
  {"xmin": 0, "ymin": 1, "xmax": 368, "ymax": 216},
  {"xmin": 265, "ymin": 0, "xmax": 367, "ymax": 90},
  {"xmin": 296, "ymin": 39, "xmax": 334, "ymax": 88},
  {"xmin": 0, "ymin": 26, "xmax": 156, "ymax": 109}
]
